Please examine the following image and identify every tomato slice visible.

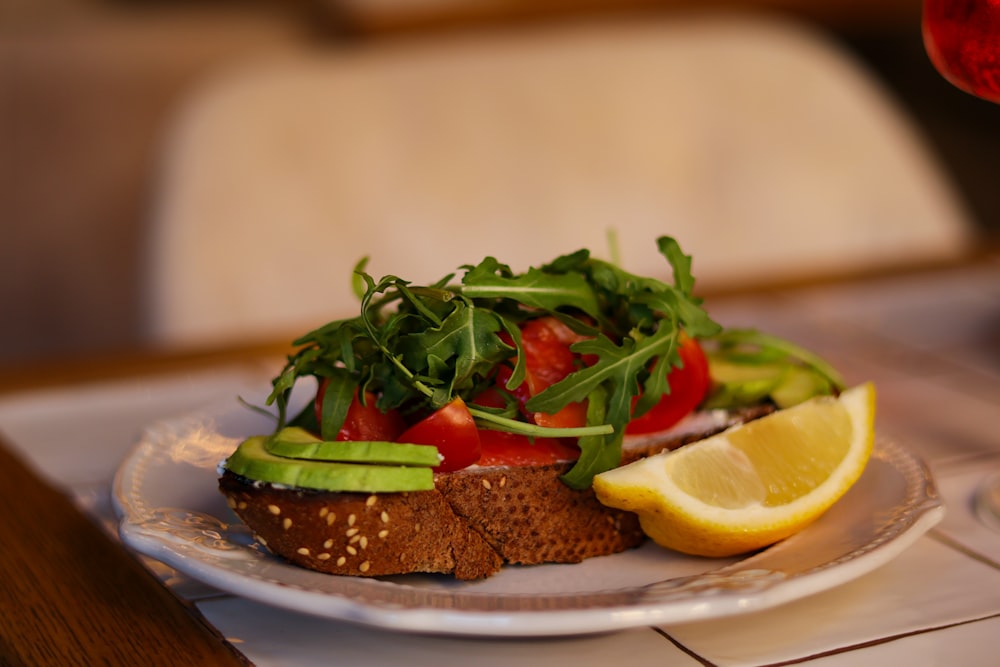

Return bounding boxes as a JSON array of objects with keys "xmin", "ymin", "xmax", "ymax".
[
  {"xmin": 520, "ymin": 317, "xmax": 580, "ymax": 394},
  {"xmin": 625, "ymin": 336, "xmax": 710, "ymax": 435},
  {"xmin": 314, "ymin": 382, "xmax": 406, "ymax": 442},
  {"xmin": 396, "ymin": 397, "xmax": 481, "ymax": 472},
  {"xmin": 477, "ymin": 429, "xmax": 580, "ymax": 467},
  {"xmin": 531, "ymin": 399, "xmax": 588, "ymax": 429},
  {"xmin": 469, "ymin": 387, "xmax": 511, "ymax": 410},
  {"xmin": 498, "ymin": 316, "xmax": 589, "ymax": 428}
]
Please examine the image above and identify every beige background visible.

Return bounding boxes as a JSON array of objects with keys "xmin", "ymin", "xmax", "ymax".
[{"xmin": 2, "ymin": 1, "xmax": 997, "ymax": 369}]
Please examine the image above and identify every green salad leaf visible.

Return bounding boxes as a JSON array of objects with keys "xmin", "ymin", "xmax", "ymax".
[{"xmin": 265, "ymin": 236, "xmax": 724, "ymax": 488}]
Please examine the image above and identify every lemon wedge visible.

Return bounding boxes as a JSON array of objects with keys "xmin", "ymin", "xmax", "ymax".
[{"xmin": 593, "ymin": 382, "xmax": 876, "ymax": 557}]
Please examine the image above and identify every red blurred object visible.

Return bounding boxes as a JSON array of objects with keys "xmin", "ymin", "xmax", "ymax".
[{"xmin": 923, "ymin": 0, "xmax": 1000, "ymax": 102}]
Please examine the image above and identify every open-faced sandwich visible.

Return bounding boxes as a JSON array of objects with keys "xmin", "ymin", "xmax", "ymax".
[{"xmin": 219, "ymin": 237, "xmax": 860, "ymax": 579}]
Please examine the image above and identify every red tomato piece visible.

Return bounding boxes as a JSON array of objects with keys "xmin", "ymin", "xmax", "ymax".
[
  {"xmin": 477, "ymin": 429, "xmax": 580, "ymax": 467},
  {"xmin": 497, "ymin": 317, "xmax": 589, "ymax": 428},
  {"xmin": 314, "ymin": 382, "xmax": 406, "ymax": 442},
  {"xmin": 531, "ymin": 399, "xmax": 588, "ymax": 429},
  {"xmin": 625, "ymin": 336, "xmax": 710, "ymax": 435},
  {"xmin": 469, "ymin": 387, "xmax": 509, "ymax": 410},
  {"xmin": 396, "ymin": 397, "xmax": 482, "ymax": 472},
  {"xmin": 520, "ymin": 317, "xmax": 580, "ymax": 395}
]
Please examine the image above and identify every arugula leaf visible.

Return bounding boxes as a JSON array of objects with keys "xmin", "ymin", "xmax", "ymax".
[
  {"xmin": 526, "ymin": 326, "xmax": 682, "ymax": 487},
  {"xmin": 560, "ymin": 385, "xmax": 618, "ymax": 489},
  {"xmin": 630, "ymin": 335, "xmax": 680, "ymax": 418},
  {"xmin": 350, "ymin": 256, "xmax": 370, "ymax": 301},
  {"xmin": 398, "ymin": 304, "xmax": 511, "ymax": 407},
  {"xmin": 658, "ymin": 236, "xmax": 695, "ymax": 294},
  {"xmin": 318, "ymin": 369, "xmax": 357, "ymax": 441},
  {"xmin": 460, "ymin": 261, "xmax": 601, "ymax": 319},
  {"xmin": 261, "ymin": 235, "xmax": 736, "ymax": 488}
]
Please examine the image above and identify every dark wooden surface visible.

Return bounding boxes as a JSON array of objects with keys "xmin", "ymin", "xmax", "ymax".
[{"xmin": 0, "ymin": 434, "xmax": 250, "ymax": 666}]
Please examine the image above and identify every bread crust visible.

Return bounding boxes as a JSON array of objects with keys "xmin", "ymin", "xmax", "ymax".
[{"xmin": 219, "ymin": 405, "xmax": 774, "ymax": 579}]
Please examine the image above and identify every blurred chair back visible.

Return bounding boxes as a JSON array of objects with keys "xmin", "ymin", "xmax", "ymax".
[{"xmin": 145, "ymin": 15, "xmax": 975, "ymax": 348}]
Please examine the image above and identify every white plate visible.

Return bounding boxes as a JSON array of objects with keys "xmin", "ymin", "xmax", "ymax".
[{"xmin": 114, "ymin": 396, "xmax": 944, "ymax": 637}]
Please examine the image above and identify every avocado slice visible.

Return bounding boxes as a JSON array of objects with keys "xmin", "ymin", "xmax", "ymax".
[
  {"xmin": 708, "ymin": 357, "xmax": 788, "ymax": 383},
  {"xmin": 705, "ymin": 357, "xmax": 832, "ymax": 409},
  {"xmin": 703, "ymin": 357, "xmax": 785, "ymax": 409},
  {"xmin": 266, "ymin": 427, "xmax": 441, "ymax": 466},
  {"xmin": 224, "ymin": 436, "xmax": 435, "ymax": 492},
  {"xmin": 769, "ymin": 365, "xmax": 834, "ymax": 408}
]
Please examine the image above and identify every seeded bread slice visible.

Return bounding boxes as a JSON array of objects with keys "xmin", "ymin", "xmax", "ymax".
[
  {"xmin": 219, "ymin": 405, "xmax": 774, "ymax": 579},
  {"xmin": 220, "ymin": 474, "xmax": 505, "ymax": 579},
  {"xmin": 219, "ymin": 462, "xmax": 634, "ymax": 580}
]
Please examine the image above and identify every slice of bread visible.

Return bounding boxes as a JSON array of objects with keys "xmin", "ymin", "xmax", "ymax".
[
  {"xmin": 219, "ymin": 405, "xmax": 773, "ymax": 579},
  {"xmin": 219, "ymin": 473, "xmax": 505, "ymax": 579}
]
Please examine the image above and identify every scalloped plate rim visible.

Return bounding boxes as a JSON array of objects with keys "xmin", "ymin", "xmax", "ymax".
[{"xmin": 113, "ymin": 401, "xmax": 944, "ymax": 637}]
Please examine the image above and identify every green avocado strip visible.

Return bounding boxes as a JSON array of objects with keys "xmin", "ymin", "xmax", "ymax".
[
  {"xmin": 266, "ymin": 427, "xmax": 441, "ymax": 466},
  {"xmin": 225, "ymin": 436, "xmax": 435, "ymax": 492}
]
